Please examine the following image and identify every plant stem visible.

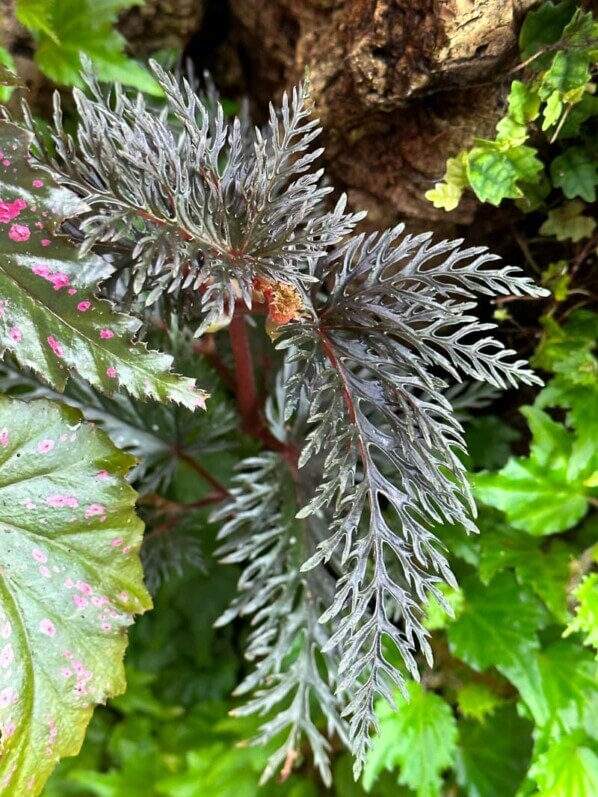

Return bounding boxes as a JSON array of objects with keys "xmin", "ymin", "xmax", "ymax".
[
  {"xmin": 174, "ymin": 448, "xmax": 229, "ymax": 496},
  {"xmin": 229, "ymin": 314, "xmax": 259, "ymax": 431},
  {"xmin": 227, "ymin": 312, "xmax": 300, "ymax": 476}
]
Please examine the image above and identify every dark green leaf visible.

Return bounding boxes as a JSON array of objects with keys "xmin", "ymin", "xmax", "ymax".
[
  {"xmin": 550, "ymin": 147, "xmax": 598, "ymax": 202},
  {"xmin": 477, "ymin": 520, "xmax": 573, "ymax": 622},
  {"xmin": 447, "ymin": 572, "xmax": 546, "ymax": 672},
  {"xmin": 455, "ymin": 705, "xmax": 533, "ymax": 797},
  {"xmin": 519, "ymin": 1, "xmax": 577, "ymax": 65},
  {"xmin": 465, "ymin": 416, "xmax": 519, "ymax": 470}
]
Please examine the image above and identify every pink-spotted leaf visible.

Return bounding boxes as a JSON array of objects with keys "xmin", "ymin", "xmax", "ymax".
[
  {"xmin": 0, "ymin": 395, "xmax": 152, "ymax": 795},
  {"xmin": 0, "ymin": 122, "xmax": 206, "ymax": 411}
]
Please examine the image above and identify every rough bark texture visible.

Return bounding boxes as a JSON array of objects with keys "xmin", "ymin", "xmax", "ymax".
[
  {"xmin": 119, "ymin": 0, "xmax": 205, "ymax": 55},
  {"xmin": 2, "ymin": 0, "xmax": 539, "ymax": 230},
  {"xmin": 221, "ymin": 0, "xmax": 539, "ymax": 228}
]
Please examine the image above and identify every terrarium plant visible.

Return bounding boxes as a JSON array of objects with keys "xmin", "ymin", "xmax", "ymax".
[{"xmin": 0, "ymin": 61, "xmax": 547, "ymax": 795}]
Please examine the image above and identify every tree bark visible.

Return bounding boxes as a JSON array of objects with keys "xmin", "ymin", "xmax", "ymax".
[{"xmin": 223, "ymin": 0, "xmax": 538, "ymax": 228}]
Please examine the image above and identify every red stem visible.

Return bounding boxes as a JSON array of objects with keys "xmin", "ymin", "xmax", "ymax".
[
  {"xmin": 227, "ymin": 312, "xmax": 300, "ymax": 475},
  {"xmin": 174, "ymin": 449, "xmax": 229, "ymax": 496},
  {"xmin": 229, "ymin": 314, "xmax": 259, "ymax": 431}
]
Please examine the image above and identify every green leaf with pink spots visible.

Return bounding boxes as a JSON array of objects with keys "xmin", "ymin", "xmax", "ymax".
[
  {"xmin": 0, "ymin": 394, "xmax": 152, "ymax": 795},
  {"xmin": 0, "ymin": 122, "xmax": 207, "ymax": 411}
]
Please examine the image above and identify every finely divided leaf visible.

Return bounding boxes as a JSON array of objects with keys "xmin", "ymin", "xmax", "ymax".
[
  {"xmin": 0, "ymin": 395, "xmax": 152, "ymax": 795},
  {"xmin": 0, "ymin": 122, "xmax": 206, "ymax": 411}
]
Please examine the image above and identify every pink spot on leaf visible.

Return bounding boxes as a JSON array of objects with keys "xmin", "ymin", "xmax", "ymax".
[
  {"xmin": 0, "ymin": 643, "xmax": 14, "ymax": 668},
  {"xmin": 39, "ymin": 619, "xmax": 56, "ymax": 637},
  {"xmin": 100, "ymin": 329, "xmax": 114, "ymax": 339},
  {"xmin": 32, "ymin": 549, "xmax": 47, "ymax": 564},
  {"xmin": 47, "ymin": 336, "xmax": 64, "ymax": 357},
  {"xmin": 77, "ymin": 301, "xmax": 90, "ymax": 312},
  {"xmin": 0, "ymin": 201, "xmax": 22, "ymax": 224},
  {"xmin": 37, "ymin": 439, "xmax": 54, "ymax": 454},
  {"xmin": 0, "ymin": 687, "xmax": 16, "ymax": 707},
  {"xmin": 85, "ymin": 503, "xmax": 106, "ymax": 518},
  {"xmin": 46, "ymin": 494, "xmax": 79, "ymax": 508},
  {"xmin": 8, "ymin": 223, "xmax": 30, "ymax": 242}
]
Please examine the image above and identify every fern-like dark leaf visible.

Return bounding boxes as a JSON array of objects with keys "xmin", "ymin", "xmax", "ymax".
[{"xmin": 278, "ymin": 228, "xmax": 549, "ymax": 772}]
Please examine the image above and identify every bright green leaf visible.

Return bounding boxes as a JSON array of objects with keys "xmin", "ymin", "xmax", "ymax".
[
  {"xmin": 534, "ymin": 311, "xmax": 598, "ymax": 386},
  {"xmin": 474, "ymin": 407, "xmax": 596, "ymax": 535},
  {"xmin": 529, "ymin": 731, "xmax": 598, "ymax": 797},
  {"xmin": 543, "ymin": 91, "xmax": 564, "ymax": 130},
  {"xmin": 0, "ymin": 395, "xmax": 152, "ymax": 795},
  {"xmin": 456, "ymin": 683, "xmax": 504, "ymax": 723},
  {"xmin": 363, "ymin": 683, "xmax": 458, "ymax": 797},
  {"xmin": 502, "ymin": 641, "xmax": 598, "ymax": 735},
  {"xmin": 466, "ymin": 143, "xmax": 543, "ymax": 205},
  {"xmin": 15, "ymin": 0, "xmax": 59, "ymax": 42},
  {"xmin": 0, "ymin": 50, "xmax": 23, "ymax": 104},
  {"xmin": 477, "ymin": 520, "xmax": 572, "ymax": 622},
  {"xmin": 565, "ymin": 574, "xmax": 598, "ymax": 653},
  {"xmin": 507, "ymin": 80, "xmax": 541, "ymax": 126},
  {"xmin": 424, "ymin": 584, "xmax": 464, "ymax": 631},
  {"xmin": 425, "ymin": 151, "xmax": 469, "ymax": 211},
  {"xmin": 542, "ymin": 261, "xmax": 571, "ymax": 302},
  {"xmin": 543, "ymin": 49, "xmax": 592, "ymax": 97},
  {"xmin": 25, "ymin": 0, "xmax": 161, "ymax": 94},
  {"xmin": 0, "ymin": 122, "xmax": 207, "ymax": 411}
]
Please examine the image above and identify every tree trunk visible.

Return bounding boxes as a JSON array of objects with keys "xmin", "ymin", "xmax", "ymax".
[{"xmin": 221, "ymin": 0, "xmax": 538, "ymax": 229}]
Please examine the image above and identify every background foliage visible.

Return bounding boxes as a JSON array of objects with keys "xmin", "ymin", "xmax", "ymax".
[{"xmin": 0, "ymin": 1, "xmax": 596, "ymax": 796}]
